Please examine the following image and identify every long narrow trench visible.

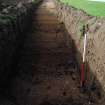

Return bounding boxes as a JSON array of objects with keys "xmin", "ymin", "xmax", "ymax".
[{"xmin": 7, "ymin": 0, "xmax": 100, "ymax": 105}]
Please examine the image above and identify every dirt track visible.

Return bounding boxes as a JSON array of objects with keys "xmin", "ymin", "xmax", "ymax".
[{"xmin": 7, "ymin": 0, "xmax": 100, "ymax": 105}]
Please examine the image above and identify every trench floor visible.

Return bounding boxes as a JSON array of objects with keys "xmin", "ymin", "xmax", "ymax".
[{"xmin": 8, "ymin": 0, "xmax": 100, "ymax": 105}]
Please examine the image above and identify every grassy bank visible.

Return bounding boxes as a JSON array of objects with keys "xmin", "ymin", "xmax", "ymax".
[{"xmin": 60, "ymin": 0, "xmax": 105, "ymax": 17}]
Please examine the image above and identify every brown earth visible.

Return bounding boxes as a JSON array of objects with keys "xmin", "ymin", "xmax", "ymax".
[
  {"xmin": 4, "ymin": 0, "xmax": 101, "ymax": 105},
  {"xmin": 54, "ymin": 0, "xmax": 105, "ymax": 104}
]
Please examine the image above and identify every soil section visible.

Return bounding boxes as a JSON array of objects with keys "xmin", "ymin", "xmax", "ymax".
[
  {"xmin": 54, "ymin": 0, "xmax": 105, "ymax": 103},
  {"xmin": 4, "ymin": 0, "xmax": 101, "ymax": 105}
]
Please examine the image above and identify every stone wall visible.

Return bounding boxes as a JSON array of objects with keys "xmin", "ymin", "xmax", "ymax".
[
  {"xmin": 54, "ymin": 0, "xmax": 105, "ymax": 100},
  {"xmin": 0, "ymin": 0, "xmax": 41, "ymax": 88}
]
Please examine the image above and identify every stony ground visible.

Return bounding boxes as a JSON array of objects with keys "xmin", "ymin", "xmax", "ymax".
[{"xmin": 5, "ymin": 0, "xmax": 101, "ymax": 105}]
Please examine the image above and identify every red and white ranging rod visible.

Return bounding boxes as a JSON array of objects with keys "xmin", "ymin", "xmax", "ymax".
[{"xmin": 81, "ymin": 24, "xmax": 90, "ymax": 87}]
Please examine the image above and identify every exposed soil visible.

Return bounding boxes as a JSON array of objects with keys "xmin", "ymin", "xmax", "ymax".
[
  {"xmin": 5, "ymin": 0, "xmax": 101, "ymax": 105},
  {"xmin": 54, "ymin": 0, "xmax": 105, "ymax": 99}
]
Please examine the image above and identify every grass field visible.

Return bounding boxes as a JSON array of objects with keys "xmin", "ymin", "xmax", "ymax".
[{"xmin": 60, "ymin": 0, "xmax": 105, "ymax": 17}]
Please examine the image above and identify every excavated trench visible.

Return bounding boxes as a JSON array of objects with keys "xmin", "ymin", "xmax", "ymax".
[{"xmin": 1, "ymin": 0, "xmax": 102, "ymax": 105}]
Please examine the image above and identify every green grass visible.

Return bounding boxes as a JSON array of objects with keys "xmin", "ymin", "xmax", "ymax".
[{"xmin": 60, "ymin": 0, "xmax": 105, "ymax": 17}]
